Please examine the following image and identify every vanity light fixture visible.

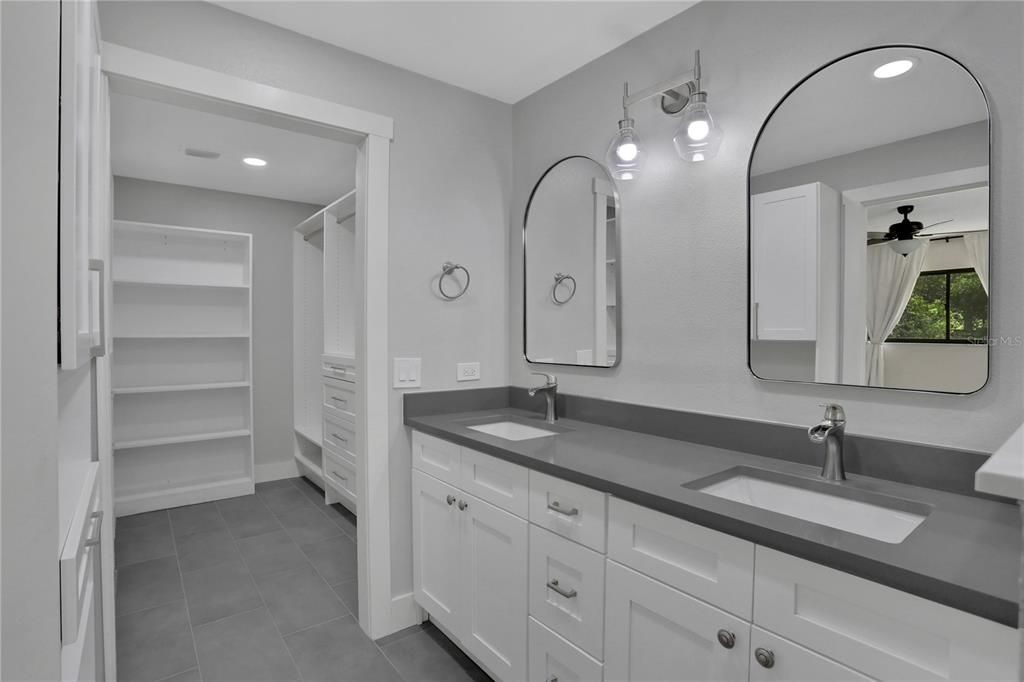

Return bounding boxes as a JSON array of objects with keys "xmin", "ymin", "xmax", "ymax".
[
  {"xmin": 242, "ymin": 156, "xmax": 267, "ymax": 167},
  {"xmin": 607, "ymin": 49, "xmax": 723, "ymax": 178},
  {"xmin": 873, "ymin": 59, "xmax": 915, "ymax": 79}
]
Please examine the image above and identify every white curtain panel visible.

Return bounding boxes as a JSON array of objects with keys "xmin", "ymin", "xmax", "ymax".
[
  {"xmin": 962, "ymin": 232, "xmax": 989, "ymax": 294},
  {"xmin": 865, "ymin": 242, "xmax": 930, "ymax": 386}
]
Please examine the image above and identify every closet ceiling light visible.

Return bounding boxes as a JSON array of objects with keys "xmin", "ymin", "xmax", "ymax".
[
  {"xmin": 243, "ymin": 157, "xmax": 268, "ymax": 167},
  {"xmin": 873, "ymin": 59, "xmax": 915, "ymax": 79}
]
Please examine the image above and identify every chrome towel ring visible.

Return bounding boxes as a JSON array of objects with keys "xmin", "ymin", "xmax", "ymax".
[
  {"xmin": 439, "ymin": 262, "xmax": 470, "ymax": 300},
  {"xmin": 551, "ymin": 273, "xmax": 576, "ymax": 305}
]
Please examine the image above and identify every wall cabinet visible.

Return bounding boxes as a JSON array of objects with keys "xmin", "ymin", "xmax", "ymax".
[{"xmin": 410, "ymin": 430, "xmax": 1020, "ymax": 682}]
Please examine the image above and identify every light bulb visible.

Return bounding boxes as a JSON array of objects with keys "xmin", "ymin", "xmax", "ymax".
[
  {"xmin": 243, "ymin": 157, "xmax": 267, "ymax": 167},
  {"xmin": 616, "ymin": 142, "xmax": 638, "ymax": 161},
  {"xmin": 673, "ymin": 92, "xmax": 722, "ymax": 162},
  {"xmin": 606, "ymin": 118, "xmax": 644, "ymax": 181},
  {"xmin": 686, "ymin": 119, "xmax": 710, "ymax": 141},
  {"xmin": 873, "ymin": 59, "xmax": 914, "ymax": 79}
]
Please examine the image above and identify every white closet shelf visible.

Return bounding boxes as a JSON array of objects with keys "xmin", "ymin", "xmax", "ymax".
[
  {"xmin": 115, "ymin": 476, "xmax": 253, "ymax": 517},
  {"xmin": 114, "ymin": 333, "xmax": 250, "ymax": 340},
  {"xmin": 113, "ymin": 381, "xmax": 250, "ymax": 395},
  {"xmin": 294, "ymin": 450, "xmax": 322, "ymax": 474},
  {"xmin": 113, "ymin": 278, "xmax": 249, "ymax": 290},
  {"xmin": 294, "ymin": 425, "xmax": 322, "ymax": 447},
  {"xmin": 114, "ymin": 429, "xmax": 251, "ymax": 451}
]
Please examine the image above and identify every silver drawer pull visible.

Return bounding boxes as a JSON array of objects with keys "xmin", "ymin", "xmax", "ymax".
[
  {"xmin": 446, "ymin": 495, "xmax": 456, "ymax": 506},
  {"xmin": 546, "ymin": 579, "xmax": 577, "ymax": 599},
  {"xmin": 547, "ymin": 500, "xmax": 579, "ymax": 516},
  {"xmin": 330, "ymin": 397, "xmax": 348, "ymax": 404},
  {"xmin": 331, "ymin": 470, "xmax": 349, "ymax": 481},
  {"xmin": 755, "ymin": 647, "xmax": 775, "ymax": 669},
  {"xmin": 330, "ymin": 432, "xmax": 349, "ymax": 443},
  {"xmin": 548, "ymin": 677, "xmax": 558, "ymax": 682},
  {"xmin": 457, "ymin": 500, "xmax": 469, "ymax": 511}
]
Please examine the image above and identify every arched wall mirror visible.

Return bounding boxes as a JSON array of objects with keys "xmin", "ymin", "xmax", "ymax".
[
  {"xmin": 524, "ymin": 156, "xmax": 621, "ymax": 367},
  {"xmin": 748, "ymin": 46, "xmax": 990, "ymax": 394}
]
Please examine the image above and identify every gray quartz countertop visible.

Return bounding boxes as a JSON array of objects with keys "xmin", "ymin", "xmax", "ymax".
[{"xmin": 406, "ymin": 408, "xmax": 1021, "ymax": 628}]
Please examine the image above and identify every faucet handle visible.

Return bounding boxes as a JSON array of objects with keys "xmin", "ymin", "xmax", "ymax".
[
  {"xmin": 531, "ymin": 372, "xmax": 557, "ymax": 386},
  {"xmin": 818, "ymin": 403, "xmax": 846, "ymax": 423}
]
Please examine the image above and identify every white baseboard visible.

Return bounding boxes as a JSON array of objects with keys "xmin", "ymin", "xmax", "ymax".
[{"xmin": 255, "ymin": 459, "xmax": 300, "ymax": 483}]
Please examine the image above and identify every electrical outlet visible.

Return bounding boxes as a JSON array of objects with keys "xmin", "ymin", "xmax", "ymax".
[
  {"xmin": 393, "ymin": 357, "xmax": 421, "ymax": 388},
  {"xmin": 457, "ymin": 362, "xmax": 481, "ymax": 382}
]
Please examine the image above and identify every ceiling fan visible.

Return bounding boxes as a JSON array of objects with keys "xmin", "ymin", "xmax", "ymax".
[{"xmin": 867, "ymin": 205, "xmax": 954, "ymax": 255}]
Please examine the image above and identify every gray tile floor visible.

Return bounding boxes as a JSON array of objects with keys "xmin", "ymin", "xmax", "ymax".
[{"xmin": 115, "ymin": 477, "xmax": 491, "ymax": 682}]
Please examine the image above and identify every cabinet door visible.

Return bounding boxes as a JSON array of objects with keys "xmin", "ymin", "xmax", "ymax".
[
  {"xmin": 749, "ymin": 627, "xmax": 872, "ymax": 682},
  {"xmin": 751, "ymin": 183, "xmax": 819, "ymax": 341},
  {"xmin": 460, "ymin": 491, "xmax": 528, "ymax": 682},
  {"xmin": 604, "ymin": 560, "xmax": 750, "ymax": 682},
  {"xmin": 412, "ymin": 470, "xmax": 462, "ymax": 636}
]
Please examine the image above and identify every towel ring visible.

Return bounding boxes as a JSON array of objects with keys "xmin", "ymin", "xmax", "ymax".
[
  {"xmin": 439, "ymin": 262, "xmax": 470, "ymax": 300},
  {"xmin": 551, "ymin": 273, "xmax": 576, "ymax": 305}
]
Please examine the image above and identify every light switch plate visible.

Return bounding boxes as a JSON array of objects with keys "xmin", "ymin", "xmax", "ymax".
[
  {"xmin": 457, "ymin": 362, "xmax": 481, "ymax": 382},
  {"xmin": 393, "ymin": 357, "xmax": 422, "ymax": 388}
]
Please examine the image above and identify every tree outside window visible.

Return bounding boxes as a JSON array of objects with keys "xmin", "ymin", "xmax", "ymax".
[{"xmin": 888, "ymin": 268, "xmax": 988, "ymax": 343}]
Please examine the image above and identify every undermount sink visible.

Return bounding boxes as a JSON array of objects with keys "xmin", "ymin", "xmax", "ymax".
[
  {"xmin": 687, "ymin": 467, "xmax": 931, "ymax": 544},
  {"xmin": 467, "ymin": 420, "xmax": 559, "ymax": 441}
]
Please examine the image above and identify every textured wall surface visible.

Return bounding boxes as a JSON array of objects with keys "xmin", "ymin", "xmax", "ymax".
[{"xmin": 509, "ymin": 1, "xmax": 1023, "ymax": 452}]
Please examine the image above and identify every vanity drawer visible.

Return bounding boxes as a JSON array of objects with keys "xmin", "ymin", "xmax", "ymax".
[
  {"xmin": 529, "ymin": 471, "xmax": 607, "ymax": 552},
  {"xmin": 322, "ymin": 355, "xmax": 357, "ymax": 383},
  {"xmin": 323, "ymin": 448, "xmax": 357, "ymax": 505},
  {"xmin": 753, "ymin": 547, "xmax": 1019, "ymax": 681},
  {"xmin": 529, "ymin": 617, "xmax": 603, "ymax": 682},
  {"xmin": 412, "ymin": 430, "xmax": 461, "ymax": 486},
  {"xmin": 322, "ymin": 377, "xmax": 357, "ymax": 423},
  {"xmin": 749, "ymin": 627, "xmax": 873, "ymax": 682},
  {"xmin": 529, "ymin": 525, "xmax": 605, "ymax": 659},
  {"xmin": 323, "ymin": 415, "xmax": 357, "ymax": 459},
  {"xmin": 460, "ymin": 448, "xmax": 528, "ymax": 518},
  {"xmin": 607, "ymin": 497, "xmax": 754, "ymax": 619}
]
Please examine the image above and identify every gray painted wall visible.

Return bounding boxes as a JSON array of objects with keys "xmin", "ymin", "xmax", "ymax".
[
  {"xmin": 509, "ymin": 1, "xmax": 1023, "ymax": 452},
  {"xmin": 750, "ymin": 121, "xmax": 988, "ymax": 195},
  {"xmin": 99, "ymin": 0, "xmax": 515, "ymax": 602},
  {"xmin": 113, "ymin": 176, "xmax": 320, "ymax": 478}
]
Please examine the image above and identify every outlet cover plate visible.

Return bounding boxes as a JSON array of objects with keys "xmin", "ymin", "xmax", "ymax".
[{"xmin": 457, "ymin": 362, "xmax": 481, "ymax": 382}]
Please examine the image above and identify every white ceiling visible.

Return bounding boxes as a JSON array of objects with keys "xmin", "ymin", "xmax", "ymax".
[
  {"xmin": 111, "ymin": 93, "xmax": 356, "ymax": 205},
  {"xmin": 867, "ymin": 185, "xmax": 988, "ymax": 237},
  {"xmin": 752, "ymin": 47, "xmax": 987, "ymax": 175},
  {"xmin": 213, "ymin": 1, "xmax": 696, "ymax": 104}
]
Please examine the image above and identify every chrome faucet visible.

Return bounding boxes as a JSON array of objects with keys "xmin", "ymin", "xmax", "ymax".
[
  {"xmin": 528, "ymin": 372, "xmax": 558, "ymax": 424},
  {"xmin": 807, "ymin": 403, "xmax": 847, "ymax": 481}
]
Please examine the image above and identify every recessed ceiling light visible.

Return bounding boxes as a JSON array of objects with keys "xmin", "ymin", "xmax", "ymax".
[
  {"xmin": 873, "ymin": 59, "xmax": 915, "ymax": 79},
  {"xmin": 242, "ymin": 157, "xmax": 267, "ymax": 167}
]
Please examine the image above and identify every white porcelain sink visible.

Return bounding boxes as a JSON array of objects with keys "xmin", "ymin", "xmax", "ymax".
[
  {"xmin": 692, "ymin": 470, "xmax": 929, "ymax": 544},
  {"xmin": 467, "ymin": 421, "xmax": 559, "ymax": 441}
]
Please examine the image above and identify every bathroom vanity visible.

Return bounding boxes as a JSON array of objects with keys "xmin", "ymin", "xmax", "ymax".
[{"xmin": 406, "ymin": 400, "xmax": 1019, "ymax": 682}]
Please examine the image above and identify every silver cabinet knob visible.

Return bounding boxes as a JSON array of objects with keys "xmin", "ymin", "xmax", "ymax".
[
  {"xmin": 716, "ymin": 629, "xmax": 736, "ymax": 649},
  {"xmin": 457, "ymin": 500, "xmax": 469, "ymax": 511},
  {"xmin": 446, "ymin": 495, "xmax": 456, "ymax": 506},
  {"xmin": 755, "ymin": 647, "xmax": 775, "ymax": 669}
]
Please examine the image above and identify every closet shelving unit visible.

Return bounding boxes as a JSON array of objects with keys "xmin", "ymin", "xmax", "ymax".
[
  {"xmin": 293, "ymin": 190, "xmax": 359, "ymax": 514},
  {"xmin": 110, "ymin": 220, "xmax": 254, "ymax": 515}
]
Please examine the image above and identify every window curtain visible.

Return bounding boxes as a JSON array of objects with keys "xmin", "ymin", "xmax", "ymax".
[
  {"xmin": 865, "ymin": 243, "xmax": 930, "ymax": 386},
  {"xmin": 962, "ymin": 232, "xmax": 989, "ymax": 294}
]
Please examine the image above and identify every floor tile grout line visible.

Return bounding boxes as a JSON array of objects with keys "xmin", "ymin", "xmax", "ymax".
[{"xmin": 168, "ymin": 516, "xmax": 205, "ymax": 682}]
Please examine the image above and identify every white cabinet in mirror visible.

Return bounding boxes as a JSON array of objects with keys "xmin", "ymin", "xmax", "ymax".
[
  {"xmin": 524, "ymin": 156, "xmax": 621, "ymax": 368},
  {"xmin": 748, "ymin": 46, "xmax": 989, "ymax": 394}
]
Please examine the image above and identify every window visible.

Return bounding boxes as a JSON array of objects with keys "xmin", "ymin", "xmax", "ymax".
[{"xmin": 888, "ymin": 268, "xmax": 988, "ymax": 343}]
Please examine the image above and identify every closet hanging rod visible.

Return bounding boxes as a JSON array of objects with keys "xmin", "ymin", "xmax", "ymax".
[{"xmin": 302, "ymin": 211, "xmax": 356, "ymax": 241}]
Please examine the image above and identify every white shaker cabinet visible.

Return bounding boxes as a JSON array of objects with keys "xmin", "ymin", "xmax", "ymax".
[
  {"xmin": 748, "ymin": 627, "xmax": 872, "ymax": 682},
  {"xmin": 604, "ymin": 560, "xmax": 751, "ymax": 682},
  {"xmin": 750, "ymin": 182, "xmax": 838, "ymax": 342},
  {"xmin": 411, "ymin": 467, "xmax": 528, "ymax": 682}
]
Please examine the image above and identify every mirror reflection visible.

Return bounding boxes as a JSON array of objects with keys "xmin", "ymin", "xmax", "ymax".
[
  {"xmin": 525, "ymin": 156, "xmax": 620, "ymax": 367},
  {"xmin": 749, "ymin": 46, "xmax": 989, "ymax": 393}
]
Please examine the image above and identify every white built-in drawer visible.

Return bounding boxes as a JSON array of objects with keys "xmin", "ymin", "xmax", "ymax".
[
  {"xmin": 323, "ymin": 415, "xmax": 357, "ymax": 459},
  {"xmin": 529, "ymin": 525, "xmax": 606, "ymax": 659},
  {"xmin": 323, "ymin": 448, "xmax": 357, "ymax": 505},
  {"xmin": 322, "ymin": 355, "xmax": 357, "ymax": 383},
  {"xmin": 753, "ymin": 547, "xmax": 1019, "ymax": 681},
  {"xmin": 529, "ymin": 617, "xmax": 603, "ymax": 682},
  {"xmin": 322, "ymin": 377, "xmax": 357, "ymax": 424},
  {"xmin": 749, "ymin": 627, "xmax": 873, "ymax": 682},
  {"xmin": 460, "ymin": 448, "xmax": 528, "ymax": 518},
  {"xmin": 529, "ymin": 471, "xmax": 607, "ymax": 552},
  {"xmin": 411, "ymin": 431, "xmax": 461, "ymax": 486},
  {"xmin": 607, "ymin": 497, "xmax": 754, "ymax": 619}
]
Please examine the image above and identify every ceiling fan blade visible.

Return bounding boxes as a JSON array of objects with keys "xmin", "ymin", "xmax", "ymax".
[
  {"xmin": 866, "ymin": 238, "xmax": 889, "ymax": 245},
  {"xmin": 917, "ymin": 219, "xmax": 954, "ymax": 235}
]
